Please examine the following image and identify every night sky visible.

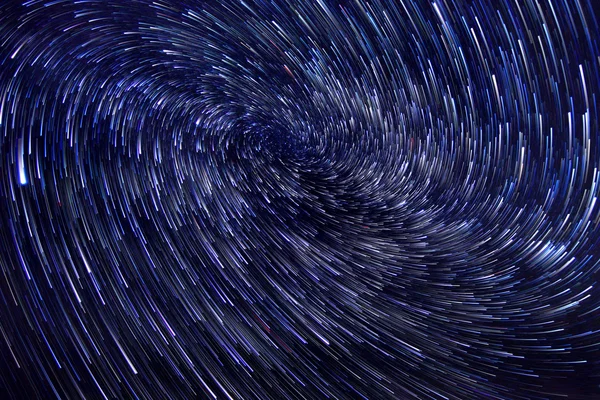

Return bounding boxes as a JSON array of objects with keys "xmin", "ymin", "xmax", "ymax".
[{"xmin": 1, "ymin": 0, "xmax": 600, "ymax": 399}]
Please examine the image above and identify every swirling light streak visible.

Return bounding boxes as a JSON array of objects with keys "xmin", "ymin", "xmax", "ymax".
[{"xmin": 1, "ymin": 0, "xmax": 600, "ymax": 398}]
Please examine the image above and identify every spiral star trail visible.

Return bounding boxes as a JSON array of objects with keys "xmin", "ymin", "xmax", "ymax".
[{"xmin": 1, "ymin": 0, "xmax": 600, "ymax": 398}]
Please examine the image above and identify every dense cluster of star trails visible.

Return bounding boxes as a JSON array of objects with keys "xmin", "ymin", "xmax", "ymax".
[{"xmin": 1, "ymin": 0, "xmax": 600, "ymax": 398}]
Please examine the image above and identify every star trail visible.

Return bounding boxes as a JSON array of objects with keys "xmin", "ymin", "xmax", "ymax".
[{"xmin": 1, "ymin": 0, "xmax": 600, "ymax": 398}]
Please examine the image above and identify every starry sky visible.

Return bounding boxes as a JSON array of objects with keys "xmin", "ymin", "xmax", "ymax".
[{"xmin": 1, "ymin": 0, "xmax": 600, "ymax": 399}]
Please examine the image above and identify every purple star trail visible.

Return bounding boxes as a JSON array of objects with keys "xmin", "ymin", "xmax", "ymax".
[{"xmin": 1, "ymin": 0, "xmax": 600, "ymax": 399}]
